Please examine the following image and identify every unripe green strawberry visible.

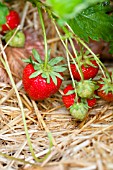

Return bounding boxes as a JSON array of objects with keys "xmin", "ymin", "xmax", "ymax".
[
  {"xmin": 70, "ymin": 102, "xmax": 88, "ymax": 121},
  {"xmin": 77, "ymin": 80, "xmax": 98, "ymax": 98},
  {"xmin": 4, "ymin": 29, "xmax": 25, "ymax": 47}
]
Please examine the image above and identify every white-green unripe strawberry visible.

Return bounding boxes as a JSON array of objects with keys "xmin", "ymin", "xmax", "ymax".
[
  {"xmin": 4, "ymin": 29, "xmax": 25, "ymax": 47},
  {"xmin": 77, "ymin": 80, "xmax": 98, "ymax": 98},
  {"xmin": 70, "ymin": 102, "xmax": 88, "ymax": 121}
]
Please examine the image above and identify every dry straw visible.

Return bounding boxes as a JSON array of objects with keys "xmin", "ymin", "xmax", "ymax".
[{"xmin": 0, "ymin": 1, "xmax": 113, "ymax": 170}]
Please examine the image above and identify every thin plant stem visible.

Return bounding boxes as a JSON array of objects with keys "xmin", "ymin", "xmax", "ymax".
[
  {"xmin": 52, "ymin": 19, "xmax": 81, "ymax": 81},
  {"xmin": 37, "ymin": 6, "xmax": 48, "ymax": 68},
  {"xmin": 66, "ymin": 23, "xmax": 107, "ymax": 78},
  {"xmin": 0, "ymin": 41, "xmax": 41, "ymax": 162},
  {"xmin": 77, "ymin": 37, "xmax": 107, "ymax": 78},
  {"xmin": 69, "ymin": 38, "xmax": 84, "ymax": 81},
  {"xmin": 0, "ymin": 152, "xmax": 35, "ymax": 166},
  {"xmin": 65, "ymin": 39, "xmax": 78, "ymax": 102}
]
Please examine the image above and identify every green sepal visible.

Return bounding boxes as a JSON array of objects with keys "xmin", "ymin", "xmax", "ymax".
[
  {"xmin": 32, "ymin": 48, "xmax": 43, "ymax": 63},
  {"xmin": 23, "ymin": 48, "xmax": 66, "ymax": 85},
  {"xmin": 41, "ymin": 72, "xmax": 50, "ymax": 84},
  {"xmin": 51, "ymin": 71, "xmax": 64, "ymax": 80},
  {"xmin": 53, "ymin": 65, "xmax": 67, "ymax": 72},
  {"xmin": 46, "ymin": 73, "xmax": 50, "ymax": 84},
  {"xmin": 50, "ymin": 73, "xmax": 57, "ymax": 85},
  {"xmin": 100, "ymin": 84, "xmax": 113, "ymax": 94},
  {"xmin": 23, "ymin": 56, "xmax": 36, "ymax": 65},
  {"xmin": 51, "ymin": 72, "xmax": 63, "ymax": 85},
  {"xmin": 29, "ymin": 70, "xmax": 42, "ymax": 78},
  {"xmin": 65, "ymin": 90, "xmax": 75, "ymax": 95},
  {"xmin": 41, "ymin": 72, "xmax": 47, "ymax": 79},
  {"xmin": 23, "ymin": 56, "xmax": 32, "ymax": 63},
  {"xmin": 48, "ymin": 57, "xmax": 64, "ymax": 66}
]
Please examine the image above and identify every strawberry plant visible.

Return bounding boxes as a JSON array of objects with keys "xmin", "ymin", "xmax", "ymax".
[
  {"xmin": 22, "ymin": 5, "xmax": 66, "ymax": 101},
  {"xmin": 2, "ymin": 0, "xmax": 113, "ymax": 120}
]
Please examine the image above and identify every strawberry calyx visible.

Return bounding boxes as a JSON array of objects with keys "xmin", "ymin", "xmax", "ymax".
[
  {"xmin": 98, "ymin": 72, "xmax": 113, "ymax": 94},
  {"xmin": 23, "ymin": 48, "xmax": 67, "ymax": 85},
  {"xmin": 72, "ymin": 50, "xmax": 98, "ymax": 68}
]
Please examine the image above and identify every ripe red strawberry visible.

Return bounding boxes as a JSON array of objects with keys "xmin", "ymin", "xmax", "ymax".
[
  {"xmin": 97, "ymin": 73, "xmax": 113, "ymax": 102},
  {"xmin": 22, "ymin": 49, "xmax": 66, "ymax": 101},
  {"xmin": 70, "ymin": 60, "xmax": 99, "ymax": 81},
  {"xmin": 2, "ymin": 10, "xmax": 20, "ymax": 33},
  {"xmin": 87, "ymin": 97, "xmax": 97, "ymax": 108},
  {"xmin": 62, "ymin": 84, "xmax": 76, "ymax": 108}
]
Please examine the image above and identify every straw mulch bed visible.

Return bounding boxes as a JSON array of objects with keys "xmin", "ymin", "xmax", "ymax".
[{"xmin": 0, "ymin": 1, "xmax": 113, "ymax": 170}]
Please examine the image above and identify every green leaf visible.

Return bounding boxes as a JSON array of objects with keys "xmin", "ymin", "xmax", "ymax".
[
  {"xmin": 29, "ymin": 70, "xmax": 42, "ymax": 78},
  {"xmin": 46, "ymin": 0, "xmax": 105, "ymax": 20},
  {"xmin": 48, "ymin": 57, "xmax": 64, "ymax": 66},
  {"xmin": 32, "ymin": 48, "xmax": 42, "ymax": 63},
  {"xmin": 0, "ymin": 3, "xmax": 9, "ymax": 26},
  {"xmin": 109, "ymin": 41, "xmax": 113, "ymax": 54},
  {"xmin": 67, "ymin": 2, "xmax": 113, "ymax": 52}
]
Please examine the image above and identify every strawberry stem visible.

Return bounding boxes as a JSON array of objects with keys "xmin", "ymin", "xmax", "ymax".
[
  {"xmin": 66, "ymin": 23, "xmax": 108, "ymax": 78},
  {"xmin": 37, "ymin": 6, "xmax": 48, "ymax": 69},
  {"xmin": 69, "ymin": 38, "xmax": 84, "ymax": 81},
  {"xmin": 5, "ymin": 23, "xmax": 12, "ymax": 31},
  {"xmin": 0, "ymin": 40, "xmax": 38, "ymax": 162},
  {"xmin": 65, "ymin": 39, "xmax": 79, "ymax": 102},
  {"xmin": 76, "ymin": 37, "xmax": 107, "ymax": 78}
]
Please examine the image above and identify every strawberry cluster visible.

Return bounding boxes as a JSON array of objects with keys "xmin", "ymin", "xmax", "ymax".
[
  {"xmin": 62, "ymin": 51, "xmax": 113, "ymax": 121},
  {"xmin": 1, "ymin": 2, "xmax": 112, "ymax": 123}
]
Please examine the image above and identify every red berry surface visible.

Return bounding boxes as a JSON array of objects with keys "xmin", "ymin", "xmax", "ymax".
[
  {"xmin": 22, "ymin": 64, "xmax": 63, "ymax": 100},
  {"xmin": 87, "ymin": 98, "xmax": 97, "ymax": 108},
  {"xmin": 70, "ymin": 60, "xmax": 99, "ymax": 81},
  {"xmin": 62, "ymin": 84, "xmax": 76, "ymax": 108},
  {"xmin": 2, "ymin": 10, "xmax": 20, "ymax": 32},
  {"xmin": 97, "ymin": 83, "xmax": 113, "ymax": 102}
]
